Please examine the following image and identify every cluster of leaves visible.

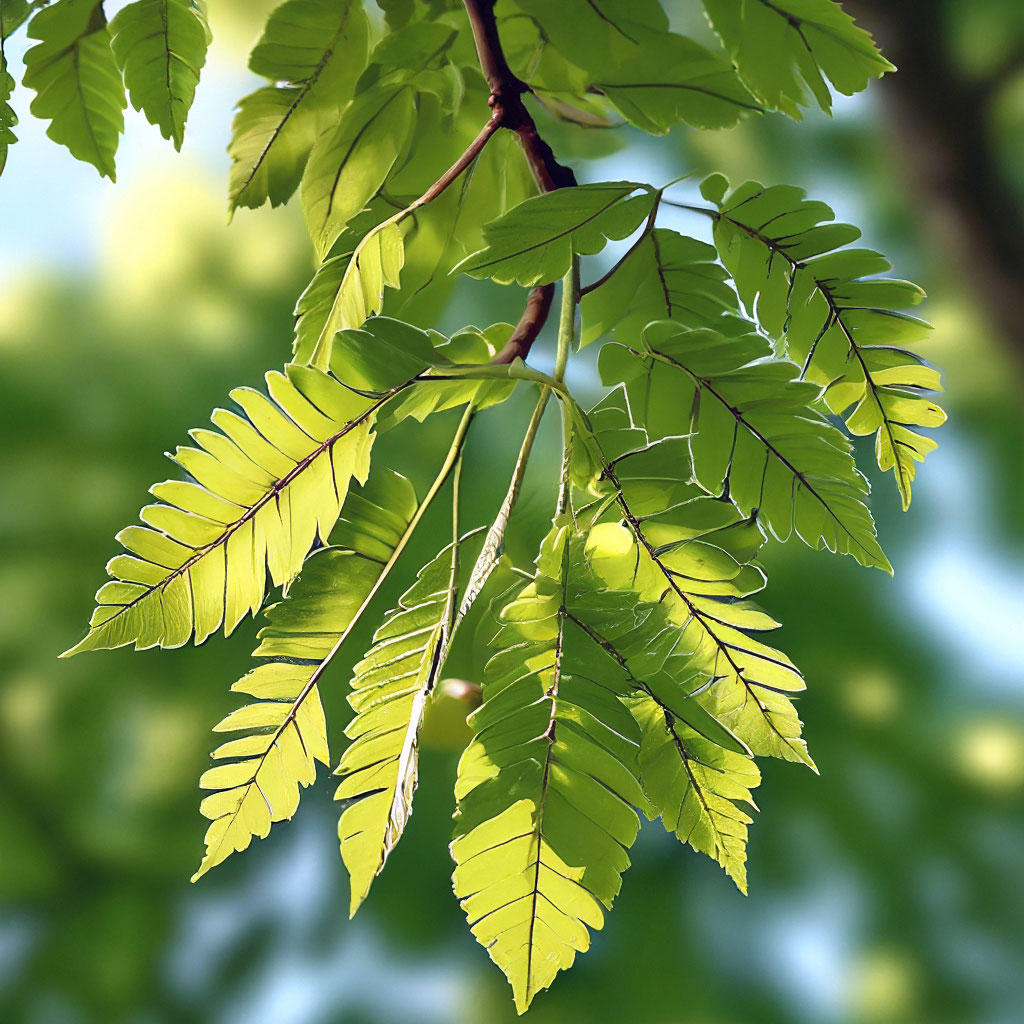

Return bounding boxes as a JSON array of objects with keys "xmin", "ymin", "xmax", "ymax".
[{"xmin": 50, "ymin": 0, "xmax": 944, "ymax": 1014}]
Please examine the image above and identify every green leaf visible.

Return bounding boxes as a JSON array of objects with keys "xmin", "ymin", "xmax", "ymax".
[
  {"xmin": 229, "ymin": 0, "xmax": 370, "ymax": 211},
  {"xmin": 2, "ymin": 0, "xmax": 47, "ymax": 36},
  {"xmin": 452, "ymin": 523, "xmax": 649, "ymax": 1013},
  {"xmin": 294, "ymin": 217, "xmax": 406, "ymax": 368},
  {"xmin": 455, "ymin": 182, "xmax": 656, "ymax": 287},
  {"xmin": 328, "ymin": 317, "xmax": 516, "ymax": 425},
  {"xmin": 191, "ymin": 468, "xmax": 418, "ymax": 880},
  {"xmin": 575, "ymin": 391, "xmax": 815, "ymax": 768},
  {"xmin": 22, "ymin": 0, "xmax": 126, "ymax": 179},
  {"xmin": 0, "ymin": 42, "xmax": 16, "ymax": 175},
  {"xmin": 600, "ymin": 319, "xmax": 891, "ymax": 572},
  {"xmin": 336, "ymin": 535, "xmax": 460, "ymax": 916},
  {"xmin": 62, "ymin": 363, "xmax": 391, "ymax": 655},
  {"xmin": 110, "ymin": 0, "xmax": 210, "ymax": 151},
  {"xmin": 592, "ymin": 32, "xmax": 762, "ymax": 134},
  {"xmin": 703, "ymin": 0, "xmax": 894, "ymax": 117},
  {"xmin": 705, "ymin": 177, "xmax": 944, "ymax": 508},
  {"xmin": 564, "ymin": 554, "xmax": 748, "ymax": 756},
  {"xmin": 511, "ymin": 0, "xmax": 668, "ymax": 75},
  {"xmin": 631, "ymin": 696, "xmax": 760, "ymax": 893},
  {"xmin": 581, "ymin": 228, "xmax": 737, "ymax": 346},
  {"xmin": 300, "ymin": 83, "xmax": 415, "ymax": 259}
]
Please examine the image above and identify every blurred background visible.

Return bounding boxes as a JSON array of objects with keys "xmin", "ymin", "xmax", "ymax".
[{"xmin": 1, "ymin": 1, "xmax": 1023, "ymax": 1022}]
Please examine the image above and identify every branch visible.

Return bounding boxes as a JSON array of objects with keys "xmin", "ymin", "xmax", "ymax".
[
  {"xmin": 398, "ymin": 109, "xmax": 503, "ymax": 220},
  {"xmin": 492, "ymin": 284, "xmax": 554, "ymax": 364},
  {"xmin": 464, "ymin": 0, "xmax": 576, "ymax": 191},
  {"xmin": 462, "ymin": 0, "xmax": 578, "ymax": 366}
]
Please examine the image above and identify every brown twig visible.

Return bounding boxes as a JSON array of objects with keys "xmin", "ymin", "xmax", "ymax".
[
  {"xmin": 461, "ymin": 0, "xmax": 576, "ymax": 364},
  {"xmin": 492, "ymin": 284, "xmax": 555, "ymax": 364}
]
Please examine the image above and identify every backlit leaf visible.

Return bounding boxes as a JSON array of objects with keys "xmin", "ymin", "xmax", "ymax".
[
  {"xmin": 704, "ymin": 176, "xmax": 944, "ymax": 507},
  {"xmin": 191, "ymin": 469, "xmax": 418, "ymax": 880},
  {"xmin": 631, "ymin": 695, "xmax": 760, "ymax": 892},
  {"xmin": 337, "ymin": 536, "xmax": 460, "ymax": 915},
  {"xmin": 600, "ymin": 319, "xmax": 892, "ymax": 571},
  {"xmin": 229, "ymin": 0, "xmax": 370, "ymax": 211},
  {"xmin": 300, "ymin": 84, "xmax": 415, "ymax": 258},
  {"xmin": 455, "ymin": 182, "xmax": 656, "ymax": 287},
  {"xmin": 23, "ymin": 0, "xmax": 126, "ymax": 178},
  {"xmin": 704, "ymin": 0, "xmax": 894, "ymax": 117},
  {"xmin": 110, "ymin": 0, "xmax": 210, "ymax": 150}
]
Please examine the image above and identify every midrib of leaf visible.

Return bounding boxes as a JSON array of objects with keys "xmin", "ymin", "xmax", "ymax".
[
  {"xmin": 468, "ymin": 189, "xmax": 640, "ymax": 275},
  {"xmin": 324, "ymin": 87, "xmax": 406, "ymax": 223},
  {"xmin": 639, "ymin": 345, "xmax": 884, "ymax": 566},
  {"xmin": 71, "ymin": 43, "xmax": 105, "ymax": 175},
  {"xmin": 237, "ymin": 6, "xmax": 356, "ymax": 198},
  {"xmin": 584, "ymin": 0, "xmax": 638, "ymax": 44},
  {"xmin": 159, "ymin": 0, "xmax": 171, "ymax": 131},
  {"xmin": 664, "ymin": 709, "xmax": 719, "ymax": 840},
  {"xmin": 524, "ymin": 539, "xmax": 568, "ymax": 1008},
  {"xmin": 384, "ymin": 454, "xmax": 465, "ymax": 849},
  {"xmin": 566, "ymin": 607, "xmax": 678, "ymax": 738},
  {"xmin": 207, "ymin": 405, "xmax": 474, "ymax": 874},
  {"xmin": 596, "ymin": 79, "xmax": 764, "ymax": 113},
  {"xmin": 754, "ymin": 0, "xmax": 888, "ymax": 64}
]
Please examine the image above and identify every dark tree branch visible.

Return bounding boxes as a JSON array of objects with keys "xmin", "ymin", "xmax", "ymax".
[
  {"xmin": 493, "ymin": 284, "xmax": 555, "ymax": 364},
  {"xmin": 463, "ymin": 0, "xmax": 577, "ymax": 193},
  {"xmin": 845, "ymin": 0, "xmax": 1024, "ymax": 371},
  {"xmin": 460, "ymin": 0, "xmax": 577, "ymax": 366}
]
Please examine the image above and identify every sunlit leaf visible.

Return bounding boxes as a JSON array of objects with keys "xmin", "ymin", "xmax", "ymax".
[
  {"xmin": 337, "ymin": 535, "xmax": 460, "ymax": 915},
  {"xmin": 301, "ymin": 84, "xmax": 415, "ymax": 258},
  {"xmin": 191, "ymin": 468, "xmax": 418, "ymax": 880},
  {"xmin": 110, "ymin": 0, "xmax": 210, "ymax": 150},
  {"xmin": 22, "ymin": 0, "xmax": 125, "ymax": 178},
  {"xmin": 704, "ymin": 176, "xmax": 945, "ymax": 508},
  {"xmin": 62, "ymin": 364, "xmax": 387, "ymax": 654},
  {"xmin": 229, "ymin": 0, "xmax": 370, "ymax": 211},
  {"xmin": 600, "ymin": 318, "xmax": 891, "ymax": 571},
  {"xmin": 452, "ymin": 523, "xmax": 649, "ymax": 1013},
  {"xmin": 576, "ymin": 391, "xmax": 815, "ymax": 768},
  {"xmin": 631, "ymin": 695, "xmax": 760, "ymax": 892},
  {"xmin": 455, "ymin": 182, "xmax": 656, "ymax": 287},
  {"xmin": 703, "ymin": 0, "xmax": 894, "ymax": 117}
]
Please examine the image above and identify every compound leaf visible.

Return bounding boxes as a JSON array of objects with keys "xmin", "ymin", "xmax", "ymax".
[
  {"xmin": 601, "ymin": 319, "xmax": 891, "ymax": 571},
  {"xmin": 704, "ymin": 177, "xmax": 945, "ymax": 507},
  {"xmin": 62, "ymin": 363, "xmax": 389, "ymax": 655},
  {"xmin": 192, "ymin": 469, "xmax": 418, "ymax": 880},
  {"xmin": 452, "ymin": 523, "xmax": 648, "ymax": 1013},
  {"xmin": 576, "ymin": 392, "xmax": 815, "ymax": 768}
]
